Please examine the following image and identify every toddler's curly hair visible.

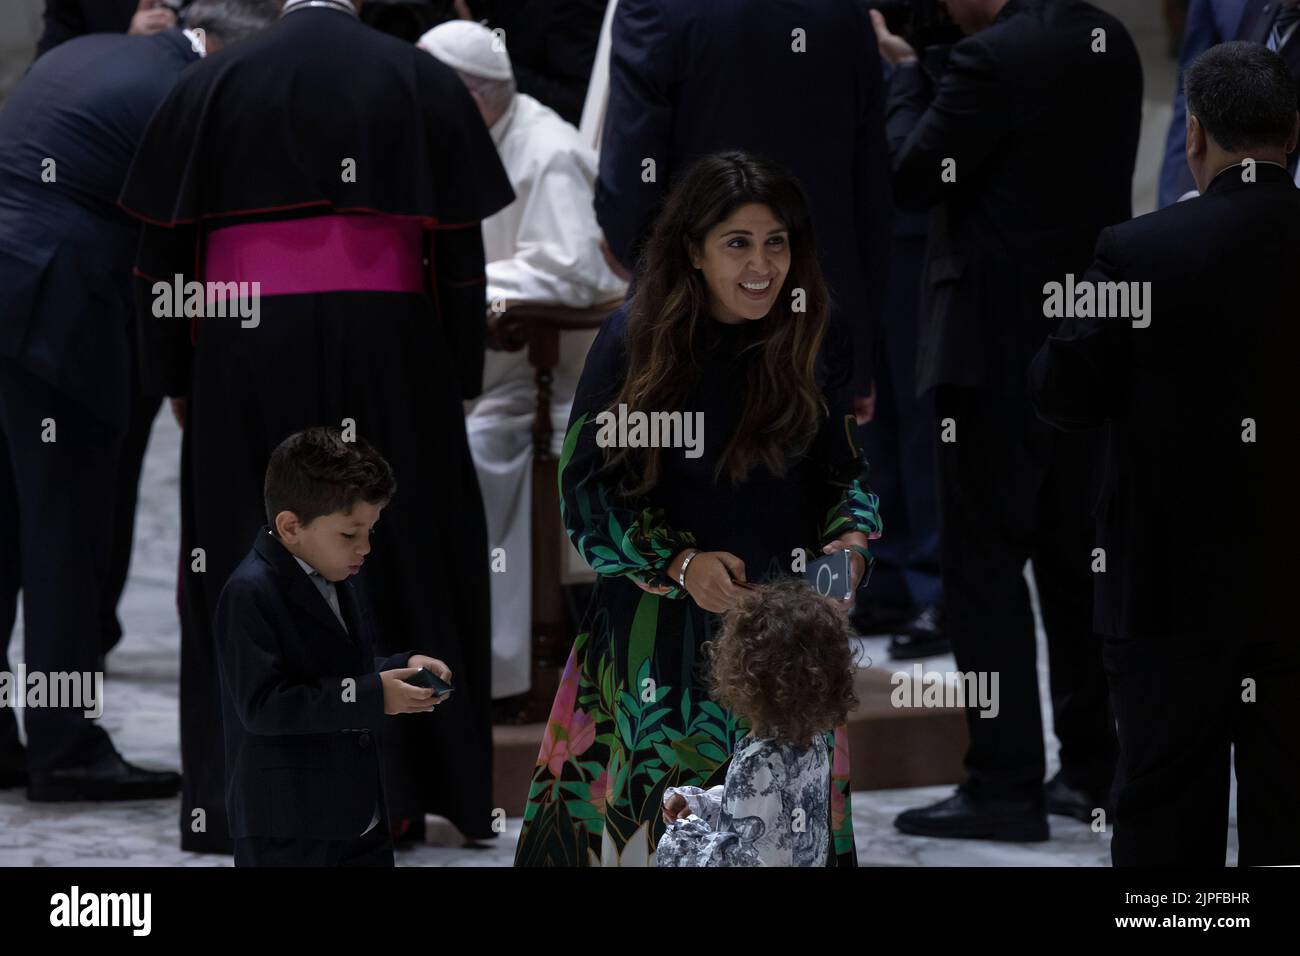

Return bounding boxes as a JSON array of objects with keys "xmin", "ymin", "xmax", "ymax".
[{"xmin": 704, "ymin": 576, "xmax": 859, "ymax": 748}]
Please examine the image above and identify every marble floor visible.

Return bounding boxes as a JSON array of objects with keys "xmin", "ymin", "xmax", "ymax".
[{"xmin": 0, "ymin": 409, "xmax": 1239, "ymax": 867}]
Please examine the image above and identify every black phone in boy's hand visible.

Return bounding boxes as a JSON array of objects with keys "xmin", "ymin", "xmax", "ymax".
[{"xmin": 404, "ymin": 667, "xmax": 453, "ymax": 696}]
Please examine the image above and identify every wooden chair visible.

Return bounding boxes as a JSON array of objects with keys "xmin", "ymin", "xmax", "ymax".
[{"xmin": 487, "ymin": 298, "xmax": 624, "ymax": 721}]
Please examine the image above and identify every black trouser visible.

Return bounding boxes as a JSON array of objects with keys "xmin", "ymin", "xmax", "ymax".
[
  {"xmin": 1106, "ymin": 632, "xmax": 1300, "ymax": 866},
  {"xmin": 0, "ymin": 358, "xmax": 118, "ymax": 770},
  {"xmin": 933, "ymin": 385, "xmax": 1115, "ymax": 799},
  {"xmin": 99, "ymin": 360, "xmax": 160, "ymax": 657},
  {"xmin": 234, "ymin": 820, "xmax": 395, "ymax": 867}
]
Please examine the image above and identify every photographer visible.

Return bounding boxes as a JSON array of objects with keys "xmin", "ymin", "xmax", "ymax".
[{"xmin": 872, "ymin": 0, "xmax": 1142, "ymax": 842}]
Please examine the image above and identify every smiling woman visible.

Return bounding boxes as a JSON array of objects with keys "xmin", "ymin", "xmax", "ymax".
[{"xmin": 513, "ymin": 151, "xmax": 883, "ymax": 867}]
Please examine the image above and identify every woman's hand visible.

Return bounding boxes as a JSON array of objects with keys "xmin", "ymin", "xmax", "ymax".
[
  {"xmin": 662, "ymin": 792, "xmax": 690, "ymax": 824},
  {"xmin": 823, "ymin": 532, "xmax": 872, "ymax": 601},
  {"xmin": 668, "ymin": 549, "xmax": 749, "ymax": 613}
]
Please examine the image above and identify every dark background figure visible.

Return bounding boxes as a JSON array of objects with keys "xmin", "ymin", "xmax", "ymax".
[
  {"xmin": 0, "ymin": 2, "xmax": 271, "ymax": 800},
  {"xmin": 119, "ymin": 0, "xmax": 514, "ymax": 854},
  {"xmin": 874, "ymin": 0, "xmax": 1141, "ymax": 841},
  {"xmin": 855, "ymin": 202, "xmax": 945, "ymax": 658},
  {"xmin": 1237, "ymin": 0, "xmax": 1300, "ymax": 172},
  {"xmin": 454, "ymin": 0, "xmax": 608, "ymax": 127},
  {"xmin": 359, "ymin": 0, "xmax": 454, "ymax": 43},
  {"xmin": 35, "ymin": 0, "xmax": 182, "ymax": 59},
  {"xmin": 1030, "ymin": 41, "xmax": 1300, "ymax": 867},
  {"xmin": 1157, "ymin": 0, "xmax": 1247, "ymax": 207},
  {"xmin": 594, "ymin": 0, "xmax": 893, "ymax": 402}
]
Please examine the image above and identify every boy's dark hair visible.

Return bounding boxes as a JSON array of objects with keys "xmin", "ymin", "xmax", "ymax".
[
  {"xmin": 1186, "ymin": 41, "xmax": 1298, "ymax": 153},
  {"xmin": 264, "ymin": 427, "xmax": 396, "ymax": 531},
  {"xmin": 705, "ymin": 576, "xmax": 859, "ymax": 748}
]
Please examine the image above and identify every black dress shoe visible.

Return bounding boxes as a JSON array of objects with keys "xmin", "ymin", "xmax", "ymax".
[
  {"xmin": 1045, "ymin": 771, "xmax": 1111, "ymax": 823},
  {"xmin": 851, "ymin": 602, "xmax": 914, "ymax": 637},
  {"xmin": 888, "ymin": 604, "xmax": 950, "ymax": 660},
  {"xmin": 894, "ymin": 788, "xmax": 1050, "ymax": 842},
  {"xmin": 27, "ymin": 750, "xmax": 181, "ymax": 802}
]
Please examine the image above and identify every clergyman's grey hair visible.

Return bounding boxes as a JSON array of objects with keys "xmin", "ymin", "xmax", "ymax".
[
  {"xmin": 1185, "ymin": 40, "xmax": 1298, "ymax": 152},
  {"xmin": 182, "ymin": 0, "xmax": 280, "ymax": 45}
]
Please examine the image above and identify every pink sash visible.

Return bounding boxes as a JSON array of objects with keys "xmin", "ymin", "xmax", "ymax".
[{"xmin": 203, "ymin": 214, "xmax": 426, "ymax": 296}]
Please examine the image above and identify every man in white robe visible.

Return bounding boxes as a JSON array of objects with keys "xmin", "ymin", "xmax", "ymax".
[{"xmin": 420, "ymin": 20, "xmax": 627, "ymax": 701}]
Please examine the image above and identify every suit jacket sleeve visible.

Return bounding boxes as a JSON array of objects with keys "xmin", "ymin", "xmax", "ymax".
[
  {"xmin": 886, "ymin": 40, "xmax": 1005, "ymax": 210},
  {"xmin": 215, "ymin": 582, "xmax": 388, "ymax": 736},
  {"xmin": 374, "ymin": 652, "xmax": 414, "ymax": 672},
  {"xmin": 1028, "ymin": 227, "xmax": 1133, "ymax": 430},
  {"xmin": 594, "ymin": 0, "xmax": 675, "ymax": 270}
]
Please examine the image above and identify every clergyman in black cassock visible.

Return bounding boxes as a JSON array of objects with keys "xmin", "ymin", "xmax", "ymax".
[{"xmin": 119, "ymin": 0, "xmax": 514, "ymax": 853}]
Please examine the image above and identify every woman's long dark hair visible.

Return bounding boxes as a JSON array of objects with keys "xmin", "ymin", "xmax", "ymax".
[{"xmin": 605, "ymin": 151, "xmax": 830, "ymax": 497}]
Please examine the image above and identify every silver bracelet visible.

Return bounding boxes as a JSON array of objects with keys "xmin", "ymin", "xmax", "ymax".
[{"xmin": 677, "ymin": 549, "xmax": 701, "ymax": 589}]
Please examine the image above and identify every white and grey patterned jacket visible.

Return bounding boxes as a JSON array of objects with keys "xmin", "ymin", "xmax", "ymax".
[{"xmin": 656, "ymin": 733, "xmax": 829, "ymax": 867}]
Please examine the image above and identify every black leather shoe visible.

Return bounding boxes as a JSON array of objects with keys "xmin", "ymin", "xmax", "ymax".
[
  {"xmin": 1045, "ymin": 771, "xmax": 1111, "ymax": 823},
  {"xmin": 27, "ymin": 750, "xmax": 181, "ymax": 802},
  {"xmin": 888, "ymin": 604, "xmax": 950, "ymax": 660},
  {"xmin": 894, "ymin": 789, "xmax": 1050, "ymax": 842},
  {"xmin": 851, "ymin": 603, "xmax": 914, "ymax": 637}
]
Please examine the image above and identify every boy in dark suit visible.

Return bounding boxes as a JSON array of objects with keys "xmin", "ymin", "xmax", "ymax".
[{"xmin": 214, "ymin": 427, "xmax": 453, "ymax": 867}]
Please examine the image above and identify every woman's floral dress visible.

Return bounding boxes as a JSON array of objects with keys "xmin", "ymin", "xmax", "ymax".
[{"xmin": 513, "ymin": 308, "xmax": 881, "ymax": 866}]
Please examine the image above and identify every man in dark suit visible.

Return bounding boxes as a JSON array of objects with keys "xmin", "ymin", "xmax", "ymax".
[
  {"xmin": 36, "ymin": 0, "xmax": 179, "ymax": 59},
  {"xmin": 0, "ymin": 2, "xmax": 275, "ymax": 799},
  {"xmin": 873, "ymin": 0, "xmax": 1141, "ymax": 840},
  {"xmin": 594, "ymin": 0, "xmax": 893, "ymax": 401},
  {"xmin": 1030, "ymin": 41, "xmax": 1300, "ymax": 866}
]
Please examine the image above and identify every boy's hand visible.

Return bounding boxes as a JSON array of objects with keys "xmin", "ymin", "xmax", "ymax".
[
  {"xmin": 662, "ymin": 793, "xmax": 690, "ymax": 824},
  {"xmin": 381, "ymin": 668, "xmax": 440, "ymax": 715}
]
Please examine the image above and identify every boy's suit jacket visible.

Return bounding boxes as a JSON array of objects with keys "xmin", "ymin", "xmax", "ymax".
[{"xmin": 214, "ymin": 527, "xmax": 414, "ymax": 840}]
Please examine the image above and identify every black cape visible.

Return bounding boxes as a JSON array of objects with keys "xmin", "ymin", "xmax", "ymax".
[{"xmin": 119, "ymin": 5, "xmax": 515, "ymax": 852}]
